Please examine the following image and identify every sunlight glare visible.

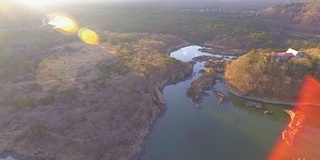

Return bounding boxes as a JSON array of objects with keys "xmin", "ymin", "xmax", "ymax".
[
  {"xmin": 268, "ymin": 76, "xmax": 320, "ymax": 160},
  {"xmin": 48, "ymin": 13, "xmax": 79, "ymax": 35},
  {"xmin": 78, "ymin": 28, "xmax": 100, "ymax": 45}
]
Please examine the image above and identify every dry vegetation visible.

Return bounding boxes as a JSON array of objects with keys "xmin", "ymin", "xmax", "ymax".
[
  {"xmin": 0, "ymin": 30, "xmax": 192, "ymax": 159},
  {"xmin": 259, "ymin": 1, "xmax": 320, "ymax": 29}
]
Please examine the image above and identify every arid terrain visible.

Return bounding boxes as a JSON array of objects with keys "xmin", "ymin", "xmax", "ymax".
[
  {"xmin": 0, "ymin": 31, "xmax": 192, "ymax": 159},
  {"xmin": 1, "ymin": 0, "xmax": 320, "ymax": 159}
]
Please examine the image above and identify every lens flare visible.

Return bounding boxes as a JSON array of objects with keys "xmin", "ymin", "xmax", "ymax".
[
  {"xmin": 78, "ymin": 28, "xmax": 100, "ymax": 45},
  {"xmin": 268, "ymin": 76, "xmax": 320, "ymax": 160},
  {"xmin": 48, "ymin": 12, "xmax": 78, "ymax": 35}
]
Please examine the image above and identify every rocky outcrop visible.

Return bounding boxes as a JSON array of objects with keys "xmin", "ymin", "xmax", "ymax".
[
  {"xmin": 245, "ymin": 101, "xmax": 264, "ymax": 109},
  {"xmin": 192, "ymin": 56, "xmax": 230, "ymax": 73},
  {"xmin": 213, "ymin": 89, "xmax": 228, "ymax": 106},
  {"xmin": 186, "ymin": 73, "xmax": 216, "ymax": 103}
]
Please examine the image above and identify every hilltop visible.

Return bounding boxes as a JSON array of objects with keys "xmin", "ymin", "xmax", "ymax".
[
  {"xmin": 225, "ymin": 46, "xmax": 320, "ymax": 102},
  {"xmin": 259, "ymin": 1, "xmax": 320, "ymax": 29}
]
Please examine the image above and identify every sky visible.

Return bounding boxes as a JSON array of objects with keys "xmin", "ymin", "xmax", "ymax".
[{"xmin": 8, "ymin": 0, "xmax": 310, "ymax": 9}]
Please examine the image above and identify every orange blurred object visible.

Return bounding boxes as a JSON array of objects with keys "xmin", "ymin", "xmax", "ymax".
[{"xmin": 268, "ymin": 76, "xmax": 320, "ymax": 160}]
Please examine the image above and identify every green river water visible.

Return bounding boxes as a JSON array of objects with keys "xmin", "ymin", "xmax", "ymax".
[{"xmin": 139, "ymin": 45, "xmax": 292, "ymax": 160}]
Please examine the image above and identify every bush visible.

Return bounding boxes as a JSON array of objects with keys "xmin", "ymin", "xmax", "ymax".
[
  {"xmin": 11, "ymin": 95, "xmax": 36, "ymax": 109},
  {"xmin": 204, "ymin": 68, "xmax": 215, "ymax": 76},
  {"xmin": 39, "ymin": 94, "xmax": 55, "ymax": 106},
  {"xmin": 21, "ymin": 95, "xmax": 36, "ymax": 107},
  {"xmin": 30, "ymin": 122, "xmax": 47, "ymax": 139},
  {"xmin": 28, "ymin": 83, "xmax": 41, "ymax": 92},
  {"xmin": 165, "ymin": 57, "xmax": 178, "ymax": 64},
  {"xmin": 49, "ymin": 84, "xmax": 61, "ymax": 94}
]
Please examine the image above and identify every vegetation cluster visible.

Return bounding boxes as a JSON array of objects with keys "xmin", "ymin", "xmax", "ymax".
[
  {"xmin": 66, "ymin": 2, "xmax": 320, "ymax": 51},
  {"xmin": 225, "ymin": 47, "xmax": 320, "ymax": 100},
  {"xmin": 259, "ymin": 1, "xmax": 320, "ymax": 28},
  {"xmin": 104, "ymin": 32, "xmax": 189, "ymax": 77}
]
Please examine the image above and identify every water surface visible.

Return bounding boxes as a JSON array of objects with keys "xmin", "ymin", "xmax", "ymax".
[{"xmin": 140, "ymin": 45, "xmax": 292, "ymax": 160}]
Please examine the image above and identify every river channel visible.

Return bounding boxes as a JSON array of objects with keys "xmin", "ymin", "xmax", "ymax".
[{"xmin": 139, "ymin": 45, "xmax": 292, "ymax": 160}]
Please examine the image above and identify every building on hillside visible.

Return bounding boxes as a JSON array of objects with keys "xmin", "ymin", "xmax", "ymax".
[
  {"xmin": 286, "ymin": 48, "xmax": 299, "ymax": 56},
  {"xmin": 276, "ymin": 52, "xmax": 294, "ymax": 60},
  {"xmin": 276, "ymin": 48, "xmax": 304, "ymax": 60}
]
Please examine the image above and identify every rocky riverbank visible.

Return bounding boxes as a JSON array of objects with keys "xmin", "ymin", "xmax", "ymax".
[{"xmin": 224, "ymin": 81, "xmax": 296, "ymax": 106}]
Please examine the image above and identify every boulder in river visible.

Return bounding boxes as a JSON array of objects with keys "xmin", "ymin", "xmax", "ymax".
[
  {"xmin": 186, "ymin": 71, "xmax": 216, "ymax": 103},
  {"xmin": 245, "ymin": 101, "xmax": 264, "ymax": 109},
  {"xmin": 213, "ymin": 89, "xmax": 228, "ymax": 106},
  {"xmin": 264, "ymin": 110, "xmax": 273, "ymax": 115}
]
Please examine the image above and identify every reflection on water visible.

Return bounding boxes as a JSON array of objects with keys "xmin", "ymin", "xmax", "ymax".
[
  {"xmin": 0, "ymin": 151, "xmax": 37, "ymax": 160},
  {"xmin": 228, "ymin": 93, "xmax": 291, "ymax": 123},
  {"xmin": 139, "ymin": 45, "xmax": 294, "ymax": 160},
  {"xmin": 0, "ymin": 156, "xmax": 16, "ymax": 160},
  {"xmin": 170, "ymin": 45, "xmax": 212, "ymax": 62}
]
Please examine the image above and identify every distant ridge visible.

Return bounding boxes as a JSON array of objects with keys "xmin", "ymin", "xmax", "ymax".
[{"xmin": 259, "ymin": 1, "xmax": 320, "ymax": 28}]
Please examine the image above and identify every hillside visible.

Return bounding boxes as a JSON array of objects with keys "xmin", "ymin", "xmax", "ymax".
[
  {"xmin": 225, "ymin": 46, "xmax": 320, "ymax": 101},
  {"xmin": 0, "ymin": 30, "xmax": 192, "ymax": 159},
  {"xmin": 259, "ymin": 1, "xmax": 320, "ymax": 28}
]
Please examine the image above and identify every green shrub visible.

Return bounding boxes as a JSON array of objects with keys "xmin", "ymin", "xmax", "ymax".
[
  {"xmin": 93, "ymin": 78, "xmax": 108, "ymax": 88},
  {"xmin": 130, "ymin": 87, "xmax": 140, "ymax": 94},
  {"xmin": 165, "ymin": 57, "xmax": 177, "ymax": 64},
  {"xmin": 97, "ymin": 62, "xmax": 129, "ymax": 76},
  {"xmin": 49, "ymin": 84, "xmax": 61, "ymax": 94},
  {"xmin": 140, "ymin": 61, "xmax": 149, "ymax": 69},
  {"xmin": 20, "ymin": 95, "xmax": 36, "ymax": 107},
  {"xmin": 11, "ymin": 95, "xmax": 36, "ymax": 109},
  {"xmin": 30, "ymin": 122, "xmax": 47, "ymax": 139},
  {"xmin": 39, "ymin": 94, "xmax": 55, "ymax": 106}
]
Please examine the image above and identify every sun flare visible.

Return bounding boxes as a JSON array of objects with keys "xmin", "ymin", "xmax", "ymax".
[
  {"xmin": 48, "ymin": 13, "xmax": 79, "ymax": 35},
  {"xmin": 78, "ymin": 28, "xmax": 100, "ymax": 45}
]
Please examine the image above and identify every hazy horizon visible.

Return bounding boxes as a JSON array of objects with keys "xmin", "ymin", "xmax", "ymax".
[{"xmin": 8, "ymin": 0, "xmax": 311, "ymax": 9}]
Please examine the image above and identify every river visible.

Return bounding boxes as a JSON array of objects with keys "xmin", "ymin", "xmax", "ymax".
[
  {"xmin": 138, "ymin": 45, "xmax": 293, "ymax": 160},
  {"xmin": 1, "ymin": 45, "xmax": 317, "ymax": 160}
]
